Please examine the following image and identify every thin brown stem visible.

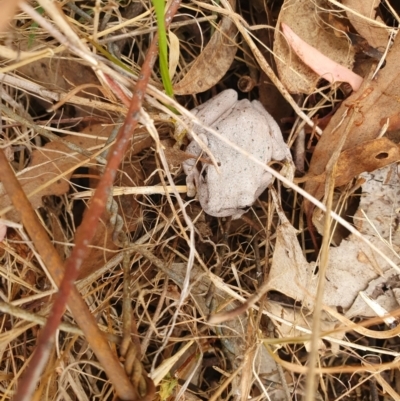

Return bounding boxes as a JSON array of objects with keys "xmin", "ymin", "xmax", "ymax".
[{"xmin": 12, "ymin": 0, "xmax": 182, "ymax": 400}]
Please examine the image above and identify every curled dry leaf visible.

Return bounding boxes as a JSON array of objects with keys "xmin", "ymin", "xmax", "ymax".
[
  {"xmin": 342, "ymin": 0, "xmax": 389, "ymax": 49},
  {"xmin": 345, "ymin": 269, "xmax": 400, "ymax": 320},
  {"xmin": 168, "ymin": 29, "xmax": 180, "ymax": 80},
  {"xmin": 173, "ymin": 0, "xmax": 237, "ymax": 95},
  {"xmin": 304, "ymin": 137, "xmax": 400, "ymax": 187},
  {"xmin": 274, "ymin": 0, "xmax": 356, "ymax": 94},
  {"xmin": 265, "ymin": 164, "xmax": 400, "ymax": 344},
  {"xmin": 304, "ymin": 32, "xmax": 400, "ymax": 217},
  {"xmin": 281, "ymin": 23, "xmax": 363, "ymax": 91},
  {"xmin": 237, "ymin": 75, "xmax": 257, "ymax": 93},
  {"xmin": 345, "ymin": 163, "xmax": 400, "ymax": 318},
  {"xmin": 353, "ymin": 163, "xmax": 400, "ymax": 245},
  {"xmin": 380, "ymin": 111, "xmax": 400, "ymax": 132}
]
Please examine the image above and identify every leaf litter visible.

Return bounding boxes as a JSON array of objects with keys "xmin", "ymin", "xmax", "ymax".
[{"xmin": 1, "ymin": 1, "xmax": 400, "ymax": 400}]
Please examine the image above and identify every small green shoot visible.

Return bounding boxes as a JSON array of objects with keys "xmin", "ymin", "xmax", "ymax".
[
  {"xmin": 28, "ymin": 6, "xmax": 45, "ymax": 48},
  {"xmin": 159, "ymin": 374, "xmax": 178, "ymax": 400}
]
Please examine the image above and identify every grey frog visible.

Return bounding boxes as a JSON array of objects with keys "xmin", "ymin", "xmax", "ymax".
[{"xmin": 182, "ymin": 89, "xmax": 293, "ymax": 219}]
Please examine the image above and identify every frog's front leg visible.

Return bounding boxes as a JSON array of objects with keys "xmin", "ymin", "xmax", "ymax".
[{"xmin": 183, "ymin": 134, "xmax": 208, "ymax": 197}]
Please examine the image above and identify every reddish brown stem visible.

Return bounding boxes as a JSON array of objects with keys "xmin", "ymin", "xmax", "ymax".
[{"xmin": 13, "ymin": 0, "xmax": 181, "ymax": 400}]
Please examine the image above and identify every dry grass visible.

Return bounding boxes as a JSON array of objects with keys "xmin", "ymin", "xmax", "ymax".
[{"xmin": 0, "ymin": 1, "xmax": 400, "ymax": 400}]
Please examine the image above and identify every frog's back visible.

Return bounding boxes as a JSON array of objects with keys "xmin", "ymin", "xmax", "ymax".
[{"xmin": 203, "ymin": 100, "xmax": 272, "ymax": 216}]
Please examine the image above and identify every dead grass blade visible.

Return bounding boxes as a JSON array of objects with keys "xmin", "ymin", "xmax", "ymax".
[
  {"xmin": 8, "ymin": 1, "xmax": 181, "ymax": 400},
  {"xmin": 0, "ymin": 149, "xmax": 137, "ymax": 399},
  {"xmin": 2, "ymin": 1, "xmax": 400, "ymax": 400}
]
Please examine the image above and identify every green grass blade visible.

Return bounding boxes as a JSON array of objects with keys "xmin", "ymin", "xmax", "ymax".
[{"xmin": 152, "ymin": 0, "xmax": 174, "ymax": 97}]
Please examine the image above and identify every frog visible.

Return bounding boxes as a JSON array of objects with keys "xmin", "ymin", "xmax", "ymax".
[{"xmin": 181, "ymin": 89, "xmax": 293, "ymax": 219}]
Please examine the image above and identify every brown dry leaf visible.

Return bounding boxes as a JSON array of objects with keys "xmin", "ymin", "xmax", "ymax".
[
  {"xmin": 173, "ymin": 0, "xmax": 237, "ymax": 95},
  {"xmin": 274, "ymin": 0, "xmax": 355, "ymax": 94},
  {"xmin": 18, "ymin": 56, "xmax": 98, "ymax": 93},
  {"xmin": 17, "ymin": 55, "xmax": 103, "ymax": 116},
  {"xmin": 305, "ymin": 137, "xmax": 400, "ymax": 186},
  {"xmin": 0, "ymin": 125, "xmax": 151, "ymax": 222},
  {"xmin": 0, "ymin": 130, "xmax": 104, "ymax": 222},
  {"xmin": 0, "ymin": 122, "xmax": 148, "ymax": 277},
  {"xmin": 304, "ymin": 32, "xmax": 400, "ymax": 216},
  {"xmin": 342, "ymin": 0, "xmax": 388, "ymax": 49},
  {"xmin": 335, "ymin": 138, "xmax": 400, "ymax": 184},
  {"xmin": 0, "ymin": 0, "xmax": 20, "ymax": 33}
]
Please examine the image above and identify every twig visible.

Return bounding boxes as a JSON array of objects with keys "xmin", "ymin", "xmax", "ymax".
[
  {"xmin": 0, "ymin": 149, "xmax": 137, "ymax": 400},
  {"xmin": 12, "ymin": 0, "xmax": 181, "ymax": 400}
]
